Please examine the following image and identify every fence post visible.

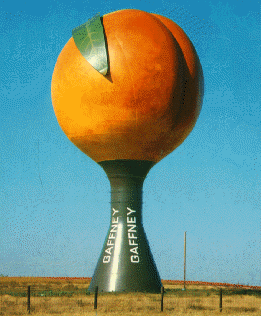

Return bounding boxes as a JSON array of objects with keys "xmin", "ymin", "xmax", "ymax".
[
  {"xmin": 161, "ymin": 286, "xmax": 164, "ymax": 312},
  {"xmin": 219, "ymin": 288, "xmax": 222, "ymax": 312},
  {"xmin": 27, "ymin": 285, "xmax": 31, "ymax": 314},
  {"xmin": 94, "ymin": 286, "xmax": 98, "ymax": 310}
]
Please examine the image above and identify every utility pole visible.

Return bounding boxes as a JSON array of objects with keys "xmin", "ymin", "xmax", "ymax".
[{"xmin": 183, "ymin": 231, "xmax": 186, "ymax": 290}]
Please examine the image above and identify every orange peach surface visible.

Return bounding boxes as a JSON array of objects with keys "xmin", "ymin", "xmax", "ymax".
[{"xmin": 51, "ymin": 9, "xmax": 203, "ymax": 162}]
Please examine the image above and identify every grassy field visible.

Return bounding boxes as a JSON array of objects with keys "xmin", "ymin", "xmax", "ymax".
[{"xmin": 0, "ymin": 277, "xmax": 260, "ymax": 316}]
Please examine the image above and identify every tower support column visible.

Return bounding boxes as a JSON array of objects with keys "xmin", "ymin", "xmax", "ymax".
[{"xmin": 88, "ymin": 160, "xmax": 162, "ymax": 293}]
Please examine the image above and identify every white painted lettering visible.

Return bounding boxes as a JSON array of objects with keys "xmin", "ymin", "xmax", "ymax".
[
  {"xmin": 127, "ymin": 224, "xmax": 137, "ymax": 232},
  {"xmin": 103, "ymin": 212, "xmax": 120, "ymax": 265},
  {"xmin": 112, "ymin": 217, "xmax": 119, "ymax": 224},
  {"xmin": 128, "ymin": 232, "xmax": 137, "ymax": 239},
  {"xmin": 126, "ymin": 208, "xmax": 139, "ymax": 263},
  {"xmin": 130, "ymin": 247, "xmax": 139, "ymax": 254},
  {"xmin": 112, "ymin": 208, "xmax": 119, "ymax": 216},
  {"xmin": 127, "ymin": 217, "xmax": 136, "ymax": 224},
  {"xmin": 109, "ymin": 232, "xmax": 115, "ymax": 239},
  {"xmin": 105, "ymin": 247, "xmax": 113, "ymax": 255},
  {"xmin": 103, "ymin": 256, "xmax": 110, "ymax": 263},
  {"xmin": 131, "ymin": 255, "xmax": 139, "ymax": 263},
  {"xmin": 127, "ymin": 207, "xmax": 136, "ymax": 216},
  {"xmin": 107, "ymin": 239, "xmax": 114, "ymax": 246},
  {"xmin": 129, "ymin": 239, "xmax": 138, "ymax": 246},
  {"xmin": 110, "ymin": 224, "xmax": 117, "ymax": 233}
]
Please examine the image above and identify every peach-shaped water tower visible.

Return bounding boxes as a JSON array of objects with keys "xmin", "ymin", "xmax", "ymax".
[{"xmin": 51, "ymin": 9, "xmax": 204, "ymax": 292}]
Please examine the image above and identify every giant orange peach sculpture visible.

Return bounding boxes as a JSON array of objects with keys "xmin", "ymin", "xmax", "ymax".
[
  {"xmin": 51, "ymin": 9, "xmax": 203, "ymax": 163},
  {"xmin": 51, "ymin": 9, "xmax": 204, "ymax": 293}
]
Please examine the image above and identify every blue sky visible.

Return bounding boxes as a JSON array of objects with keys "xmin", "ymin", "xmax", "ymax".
[{"xmin": 1, "ymin": 0, "xmax": 260, "ymax": 286}]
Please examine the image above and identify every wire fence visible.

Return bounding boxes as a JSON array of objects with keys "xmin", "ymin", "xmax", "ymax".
[{"xmin": 1, "ymin": 278, "xmax": 261, "ymax": 315}]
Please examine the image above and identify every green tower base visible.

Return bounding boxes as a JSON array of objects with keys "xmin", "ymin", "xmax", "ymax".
[{"xmin": 88, "ymin": 160, "xmax": 162, "ymax": 293}]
